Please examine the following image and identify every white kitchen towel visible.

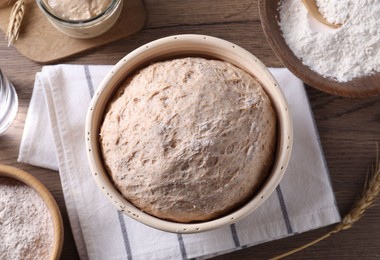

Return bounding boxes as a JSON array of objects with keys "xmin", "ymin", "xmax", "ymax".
[{"xmin": 18, "ymin": 65, "xmax": 341, "ymax": 260}]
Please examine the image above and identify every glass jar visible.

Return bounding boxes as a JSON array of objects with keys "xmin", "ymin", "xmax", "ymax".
[
  {"xmin": 35, "ymin": 0, "xmax": 123, "ymax": 39},
  {"xmin": 0, "ymin": 70, "xmax": 18, "ymax": 135}
]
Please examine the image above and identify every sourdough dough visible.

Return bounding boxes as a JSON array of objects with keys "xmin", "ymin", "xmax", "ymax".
[{"xmin": 100, "ymin": 57, "xmax": 276, "ymax": 223}]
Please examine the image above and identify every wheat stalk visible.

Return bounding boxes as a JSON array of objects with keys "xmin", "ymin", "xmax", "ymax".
[
  {"xmin": 6, "ymin": 0, "xmax": 25, "ymax": 46},
  {"xmin": 271, "ymin": 154, "xmax": 380, "ymax": 260}
]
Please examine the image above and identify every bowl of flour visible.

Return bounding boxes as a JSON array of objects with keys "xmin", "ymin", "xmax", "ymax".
[
  {"xmin": 0, "ymin": 165, "xmax": 63, "ymax": 260},
  {"xmin": 259, "ymin": 0, "xmax": 380, "ymax": 97}
]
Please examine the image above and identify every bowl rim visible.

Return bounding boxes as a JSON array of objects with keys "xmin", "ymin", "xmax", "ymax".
[
  {"xmin": 85, "ymin": 34, "xmax": 293, "ymax": 233},
  {"xmin": 0, "ymin": 164, "xmax": 64, "ymax": 260}
]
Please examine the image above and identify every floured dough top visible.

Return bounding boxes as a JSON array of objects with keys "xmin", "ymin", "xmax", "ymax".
[{"xmin": 100, "ymin": 57, "xmax": 276, "ymax": 223}]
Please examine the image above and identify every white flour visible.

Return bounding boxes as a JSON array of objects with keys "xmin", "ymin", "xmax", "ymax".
[
  {"xmin": 279, "ymin": 0, "xmax": 380, "ymax": 82},
  {"xmin": 0, "ymin": 177, "xmax": 54, "ymax": 260},
  {"xmin": 316, "ymin": 0, "xmax": 353, "ymax": 25}
]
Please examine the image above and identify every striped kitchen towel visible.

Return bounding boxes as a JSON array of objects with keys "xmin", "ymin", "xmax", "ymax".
[{"xmin": 18, "ymin": 65, "xmax": 341, "ymax": 260}]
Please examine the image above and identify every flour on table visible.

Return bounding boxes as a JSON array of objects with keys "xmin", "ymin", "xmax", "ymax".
[
  {"xmin": 0, "ymin": 177, "xmax": 54, "ymax": 260},
  {"xmin": 279, "ymin": 0, "xmax": 380, "ymax": 82}
]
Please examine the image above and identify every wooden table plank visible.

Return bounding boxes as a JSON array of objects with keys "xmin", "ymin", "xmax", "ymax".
[{"xmin": 1, "ymin": 1, "xmax": 380, "ymax": 259}]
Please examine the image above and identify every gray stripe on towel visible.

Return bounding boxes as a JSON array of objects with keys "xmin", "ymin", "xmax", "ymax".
[
  {"xmin": 276, "ymin": 185, "xmax": 293, "ymax": 234},
  {"xmin": 177, "ymin": 234, "xmax": 188, "ymax": 260},
  {"xmin": 117, "ymin": 211, "xmax": 133, "ymax": 260},
  {"xmin": 84, "ymin": 65, "xmax": 133, "ymax": 259},
  {"xmin": 84, "ymin": 65, "xmax": 94, "ymax": 97},
  {"xmin": 230, "ymin": 223, "xmax": 241, "ymax": 247}
]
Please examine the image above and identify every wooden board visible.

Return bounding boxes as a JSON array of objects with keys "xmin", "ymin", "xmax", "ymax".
[
  {"xmin": 259, "ymin": 0, "xmax": 380, "ymax": 97},
  {"xmin": 0, "ymin": 0, "xmax": 146, "ymax": 63}
]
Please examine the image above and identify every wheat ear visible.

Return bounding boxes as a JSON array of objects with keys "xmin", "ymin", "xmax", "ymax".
[
  {"xmin": 6, "ymin": 0, "xmax": 25, "ymax": 46},
  {"xmin": 271, "ymin": 156, "xmax": 380, "ymax": 260}
]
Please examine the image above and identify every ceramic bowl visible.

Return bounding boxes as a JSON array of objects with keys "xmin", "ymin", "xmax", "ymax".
[
  {"xmin": 0, "ymin": 165, "xmax": 63, "ymax": 259},
  {"xmin": 85, "ymin": 34, "xmax": 293, "ymax": 233}
]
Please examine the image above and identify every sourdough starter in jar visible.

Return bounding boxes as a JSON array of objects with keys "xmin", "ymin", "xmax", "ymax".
[
  {"xmin": 36, "ymin": 0, "xmax": 123, "ymax": 38},
  {"xmin": 46, "ymin": 0, "xmax": 112, "ymax": 20}
]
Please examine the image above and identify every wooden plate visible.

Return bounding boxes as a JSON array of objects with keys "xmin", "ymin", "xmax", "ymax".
[
  {"xmin": 258, "ymin": 0, "xmax": 380, "ymax": 97},
  {"xmin": 0, "ymin": 165, "xmax": 63, "ymax": 260}
]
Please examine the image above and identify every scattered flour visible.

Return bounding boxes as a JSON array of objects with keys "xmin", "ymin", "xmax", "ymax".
[
  {"xmin": 0, "ymin": 177, "xmax": 54, "ymax": 260},
  {"xmin": 279, "ymin": 0, "xmax": 380, "ymax": 82}
]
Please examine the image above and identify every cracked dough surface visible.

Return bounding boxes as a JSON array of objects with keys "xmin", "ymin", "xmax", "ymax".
[{"xmin": 100, "ymin": 57, "xmax": 276, "ymax": 223}]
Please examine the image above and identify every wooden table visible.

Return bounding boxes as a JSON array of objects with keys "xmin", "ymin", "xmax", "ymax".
[{"xmin": 1, "ymin": 1, "xmax": 380, "ymax": 259}]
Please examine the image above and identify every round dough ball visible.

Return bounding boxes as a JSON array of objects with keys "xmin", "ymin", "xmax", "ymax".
[{"xmin": 100, "ymin": 57, "xmax": 276, "ymax": 223}]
